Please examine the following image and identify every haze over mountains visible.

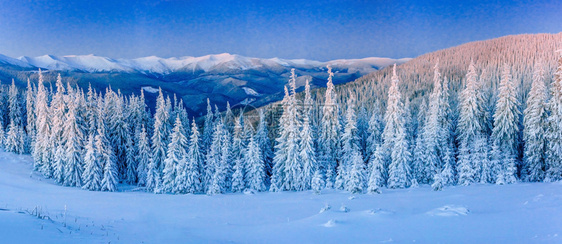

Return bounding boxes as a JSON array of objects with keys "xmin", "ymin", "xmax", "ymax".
[{"xmin": 0, "ymin": 53, "xmax": 409, "ymax": 115}]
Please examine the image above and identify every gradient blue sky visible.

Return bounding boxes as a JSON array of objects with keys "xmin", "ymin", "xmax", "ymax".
[{"xmin": 1, "ymin": 0, "xmax": 561, "ymax": 61}]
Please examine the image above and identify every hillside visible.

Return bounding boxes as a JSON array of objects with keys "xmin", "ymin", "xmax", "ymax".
[{"xmin": 333, "ymin": 33, "xmax": 562, "ymax": 113}]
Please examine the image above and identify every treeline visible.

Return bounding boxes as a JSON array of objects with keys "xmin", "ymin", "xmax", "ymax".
[{"xmin": 0, "ymin": 51, "xmax": 561, "ymax": 194}]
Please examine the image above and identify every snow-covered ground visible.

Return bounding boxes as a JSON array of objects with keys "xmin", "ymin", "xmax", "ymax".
[{"xmin": 0, "ymin": 149, "xmax": 560, "ymax": 243}]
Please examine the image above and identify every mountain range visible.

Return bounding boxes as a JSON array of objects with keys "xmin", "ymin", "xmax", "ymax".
[{"xmin": 0, "ymin": 53, "xmax": 409, "ymax": 115}]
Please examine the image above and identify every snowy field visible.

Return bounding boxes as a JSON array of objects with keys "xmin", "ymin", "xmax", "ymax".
[{"xmin": 0, "ymin": 150, "xmax": 561, "ymax": 244}]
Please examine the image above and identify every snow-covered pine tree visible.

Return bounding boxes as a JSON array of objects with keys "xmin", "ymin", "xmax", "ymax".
[
  {"xmin": 231, "ymin": 116, "xmax": 246, "ymax": 193},
  {"xmin": 255, "ymin": 109, "xmax": 273, "ymax": 179},
  {"xmin": 136, "ymin": 125, "xmax": 151, "ymax": 187},
  {"xmin": 336, "ymin": 93, "xmax": 358, "ymax": 190},
  {"xmin": 63, "ymin": 94, "xmax": 85, "ymax": 187},
  {"xmin": 51, "ymin": 74, "xmax": 67, "ymax": 185},
  {"xmin": 299, "ymin": 80, "xmax": 317, "ymax": 190},
  {"xmin": 491, "ymin": 64, "xmax": 520, "ymax": 184},
  {"xmin": 202, "ymin": 98, "xmax": 214, "ymax": 153},
  {"xmin": 125, "ymin": 131, "xmax": 138, "ymax": 184},
  {"xmin": 311, "ymin": 170, "xmax": 324, "ymax": 194},
  {"xmin": 152, "ymin": 87, "xmax": 170, "ymax": 174},
  {"xmin": 385, "ymin": 64, "xmax": 411, "ymax": 189},
  {"xmin": 457, "ymin": 61, "xmax": 484, "ymax": 185},
  {"xmin": 85, "ymin": 84, "xmax": 98, "ymax": 135},
  {"xmin": 475, "ymin": 135, "xmax": 492, "ymax": 184},
  {"xmin": 0, "ymin": 123, "xmax": 4, "ymax": 148},
  {"xmin": 207, "ymin": 121, "xmax": 231, "ymax": 195},
  {"xmin": 367, "ymin": 144, "xmax": 385, "ymax": 194},
  {"xmin": 26, "ymin": 79, "xmax": 36, "ymax": 145},
  {"xmin": 366, "ymin": 100, "xmax": 384, "ymax": 164},
  {"xmin": 177, "ymin": 119, "xmax": 203, "ymax": 194},
  {"xmin": 245, "ymin": 133, "xmax": 266, "ymax": 192},
  {"xmin": 5, "ymin": 119, "xmax": 24, "ymax": 154},
  {"xmin": 347, "ymin": 149, "xmax": 366, "ymax": 194},
  {"xmin": 523, "ymin": 62, "xmax": 548, "ymax": 182},
  {"xmin": 8, "ymin": 79, "xmax": 22, "ymax": 127},
  {"xmin": 106, "ymin": 90, "xmax": 129, "ymax": 179},
  {"xmin": 82, "ymin": 134, "xmax": 102, "ymax": 191},
  {"xmin": 271, "ymin": 69, "xmax": 302, "ymax": 191},
  {"xmin": 357, "ymin": 105, "xmax": 370, "ymax": 158},
  {"xmin": 545, "ymin": 54, "xmax": 562, "ymax": 182},
  {"xmin": 98, "ymin": 108, "xmax": 119, "ymax": 192},
  {"xmin": 162, "ymin": 115, "xmax": 188, "ymax": 193},
  {"xmin": 204, "ymin": 119, "xmax": 222, "ymax": 191},
  {"xmin": 33, "ymin": 70, "xmax": 53, "ymax": 176},
  {"xmin": 318, "ymin": 66, "xmax": 340, "ymax": 188}
]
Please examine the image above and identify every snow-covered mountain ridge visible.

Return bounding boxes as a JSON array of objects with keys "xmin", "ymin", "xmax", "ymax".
[
  {"xmin": 0, "ymin": 53, "xmax": 410, "ymax": 115},
  {"xmin": 0, "ymin": 53, "xmax": 411, "ymax": 74}
]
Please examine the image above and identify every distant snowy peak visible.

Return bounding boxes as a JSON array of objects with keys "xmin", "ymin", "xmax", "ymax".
[{"xmin": 6, "ymin": 53, "xmax": 411, "ymax": 74}]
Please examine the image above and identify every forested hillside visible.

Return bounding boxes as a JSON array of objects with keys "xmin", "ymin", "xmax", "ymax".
[{"xmin": 0, "ymin": 33, "xmax": 561, "ymax": 195}]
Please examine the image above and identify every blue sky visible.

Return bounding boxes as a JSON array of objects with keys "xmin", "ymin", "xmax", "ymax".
[{"xmin": 0, "ymin": 0, "xmax": 561, "ymax": 61}]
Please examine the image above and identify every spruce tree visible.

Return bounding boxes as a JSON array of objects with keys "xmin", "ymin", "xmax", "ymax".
[
  {"xmin": 63, "ymin": 95, "xmax": 85, "ymax": 187},
  {"xmin": 245, "ymin": 134, "xmax": 266, "ymax": 192},
  {"xmin": 385, "ymin": 64, "xmax": 411, "ymax": 189},
  {"xmin": 136, "ymin": 125, "xmax": 151, "ymax": 187},
  {"xmin": 336, "ymin": 93, "xmax": 359, "ymax": 190},
  {"xmin": 347, "ymin": 150, "xmax": 366, "ymax": 194},
  {"xmin": 491, "ymin": 64, "xmax": 520, "ymax": 184},
  {"xmin": 523, "ymin": 63, "xmax": 548, "ymax": 181},
  {"xmin": 367, "ymin": 144, "xmax": 385, "ymax": 194},
  {"xmin": 177, "ymin": 119, "xmax": 203, "ymax": 194},
  {"xmin": 162, "ymin": 116, "xmax": 188, "ymax": 193},
  {"xmin": 152, "ymin": 87, "xmax": 170, "ymax": 174},
  {"xmin": 98, "ymin": 109, "xmax": 119, "ymax": 192},
  {"xmin": 82, "ymin": 134, "xmax": 102, "ymax": 191},
  {"xmin": 318, "ymin": 66, "xmax": 340, "ymax": 188},
  {"xmin": 255, "ymin": 109, "xmax": 273, "ymax": 179},
  {"xmin": 457, "ymin": 61, "xmax": 484, "ymax": 185},
  {"xmin": 545, "ymin": 55, "xmax": 562, "ymax": 182},
  {"xmin": 231, "ymin": 116, "xmax": 246, "ymax": 192}
]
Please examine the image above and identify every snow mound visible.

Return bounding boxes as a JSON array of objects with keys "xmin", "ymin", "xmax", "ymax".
[
  {"xmin": 365, "ymin": 208, "xmax": 394, "ymax": 215},
  {"xmin": 427, "ymin": 205, "xmax": 469, "ymax": 217},
  {"xmin": 319, "ymin": 203, "xmax": 331, "ymax": 213},
  {"xmin": 322, "ymin": 219, "xmax": 337, "ymax": 227}
]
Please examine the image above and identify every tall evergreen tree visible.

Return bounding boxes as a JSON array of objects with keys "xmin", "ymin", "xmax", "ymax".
[
  {"xmin": 491, "ymin": 64, "xmax": 520, "ymax": 184},
  {"xmin": 271, "ymin": 69, "xmax": 301, "ymax": 191},
  {"xmin": 245, "ymin": 134, "xmax": 266, "ymax": 192},
  {"xmin": 336, "ymin": 93, "xmax": 358, "ymax": 190},
  {"xmin": 545, "ymin": 54, "xmax": 562, "ymax": 182},
  {"xmin": 255, "ymin": 109, "xmax": 273, "ymax": 179},
  {"xmin": 136, "ymin": 125, "xmax": 151, "ymax": 187},
  {"xmin": 384, "ymin": 64, "xmax": 411, "ymax": 189},
  {"xmin": 82, "ymin": 134, "xmax": 102, "ymax": 191},
  {"xmin": 347, "ymin": 150, "xmax": 366, "ymax": 194},
  {"xmin": 63, "ymin": 95, "xmax": 85, "ymax": 187},
  {"xmin": 523, "ymin": 62, "xmax": 548, "ymax": 181},
  {"xmin": 318, "ymin": 66, "xmax": 340, "ymax": 188},
  {"xmin": 202, "ymin": 98, "xmax": 214, "ymax": 153},
  {"xmin": 162, "ymin": 116, "xmax": 188, "ymax": 193},
  {"xmin": 152, "ymin": 88, "xmax": 170, "ymax": 173},
  {"xmin": 457, "ymin": 61, "xmax": 485, "ymax": 185},
  {"xmin": 51, "ymin": 74, "xmax": 67, "ymax": 185},
  {"xmin": 98, "ymin": 106, "xmax": 119, "ymax": 192},
  {"xmin": 299, "ymin": 80, "xmax": 317, "ymax": 190},
  {"xmin": 177, "ymin": 119, "xmax": 203, "ymax": 194}
]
